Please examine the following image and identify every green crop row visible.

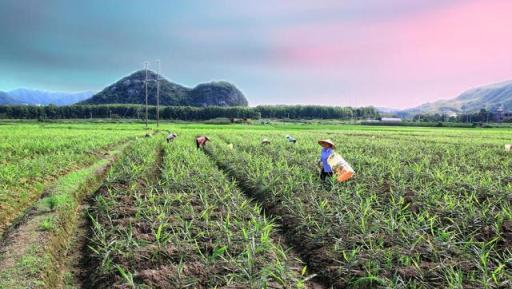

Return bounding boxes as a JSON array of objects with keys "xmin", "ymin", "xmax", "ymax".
[
  {"xmin": 87, "ymin": 137, "xmax": 161, "ymax": 288},
  {"xmin": 207, "ymin": 130, "xmax": 512, "ymax": 289},
  {"xmin": 88, "ymin": 136, "xmax": 313, "ymax": 288}
]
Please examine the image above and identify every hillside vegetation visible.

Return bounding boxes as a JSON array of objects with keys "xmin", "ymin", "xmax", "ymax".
[{"xmin": 80, "ymin": 70, "xmax": 248, "ymax": 107}]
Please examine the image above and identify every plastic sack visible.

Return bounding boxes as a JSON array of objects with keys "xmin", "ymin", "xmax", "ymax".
[{"xmin": 327, "ymin": 152, "xmax": 355, "ymax": 182}]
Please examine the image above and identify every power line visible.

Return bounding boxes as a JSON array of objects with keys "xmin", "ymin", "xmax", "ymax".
[
  {"xmin": 142, "ymin": 60, "xmax": 162, "ymax": 127},
  {"xmin": 156, "ymin": 59, "xmax": 160, "ymax": 127},
  {"xmin": 144, "ymin": 61, "xmax": 149, "ymax": 128}
]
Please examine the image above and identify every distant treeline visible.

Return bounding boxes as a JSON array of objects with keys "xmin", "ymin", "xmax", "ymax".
[
  {"xmin": 0, "ymin": 104, "xmax": 379, "ymax": 120},
  {"xmin": 412, "ymin": 109, "xmax": 510, "ymax": 123},
  {"xmin": 255, "ymin": 105, "xmax": 377, "ymax": 119}
]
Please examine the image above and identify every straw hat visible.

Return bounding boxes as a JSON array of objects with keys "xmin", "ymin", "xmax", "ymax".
[{"xmin": 318, "ymin": 139, "xmax": 336, "ymax": 149}]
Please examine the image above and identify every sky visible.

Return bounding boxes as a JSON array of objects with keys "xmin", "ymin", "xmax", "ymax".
[{"xmin": 0, "ymin": 0, "xmax": 511, "ymax": 109}]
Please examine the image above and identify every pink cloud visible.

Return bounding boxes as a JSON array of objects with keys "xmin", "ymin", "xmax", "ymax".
[{"xmin": 271, "ymin": 0, "xmax": 512, "ymax": 108}]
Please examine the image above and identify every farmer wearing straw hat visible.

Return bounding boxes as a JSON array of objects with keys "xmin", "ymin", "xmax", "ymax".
[
  {"xmin": 318, "ymin": 139, "xmax": 335, "ymax": 180},
  {"xmin": 196, "ymin": 136, "xmax": 210, "ymax": 149},
  {"xmin": 261, "ymin": 138, "xmax": 271, "ymax": 145}
]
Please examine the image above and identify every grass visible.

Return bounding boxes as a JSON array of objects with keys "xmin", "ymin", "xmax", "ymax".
[
  {"xmin": 39, "ymin": 216, "xmax": 55, "ymax": 231},
  {"xmin": 0, "ymin": 245, "xmax": 48, "ymax": 289}
]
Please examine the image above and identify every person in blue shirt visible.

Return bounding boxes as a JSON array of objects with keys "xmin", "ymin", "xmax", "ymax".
[{"xmin": 318, "ymin": 139, "xmax": 336, "ymax": 180}]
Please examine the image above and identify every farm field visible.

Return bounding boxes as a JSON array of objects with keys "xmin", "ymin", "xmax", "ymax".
[
  {"xmin": 0, "ymin": 123, "xmax": 139, "ymax": 235},
  {"xmin": 0, "ymin": 121, "xmax": 511, "ymax": 289}
]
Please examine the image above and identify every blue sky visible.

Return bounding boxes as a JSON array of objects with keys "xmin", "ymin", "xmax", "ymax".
[{"xmin": 1, "ymin": 0, "xmax": 511, "ymax": 108}]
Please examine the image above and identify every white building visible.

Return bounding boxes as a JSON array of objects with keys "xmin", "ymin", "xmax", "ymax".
[
  {"xmin": 446, "ymin": 112, "xmax": 458, "ymax": 118},
  {"xmin": 380, "ymin": 117, "xmax": 402, "ymax": 123}
]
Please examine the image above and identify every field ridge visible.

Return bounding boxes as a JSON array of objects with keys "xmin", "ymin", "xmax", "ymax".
[{"xmin": 0, "ymin": 143, "xmax": 128, "ymax": 289}]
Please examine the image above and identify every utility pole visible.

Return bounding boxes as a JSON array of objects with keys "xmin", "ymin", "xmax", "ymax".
[
  {"xmin": 156, "ymin": 59, "xmax": 160, "ymax": 127},
  {"xmin": 144, "ymin": 61, "xmax": 149, "ymax": 128}
]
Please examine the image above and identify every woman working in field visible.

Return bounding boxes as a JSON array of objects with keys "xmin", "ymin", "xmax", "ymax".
[
  {"xmin": 318, "ymin": 139, "xmax": 335, "ymax": 180},
  {"xmin": 318, "ymin": 139, "xmax": 355, "ymax": 182},
  {"xmin": 195, "ymin": 136, "xmax": 210, "ymax": 149}
]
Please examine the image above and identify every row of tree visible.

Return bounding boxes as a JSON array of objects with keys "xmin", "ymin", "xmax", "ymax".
[
  {"xmin": 256, "ymin": 105, "xmax": 378, "ymax": 119},
  {"xmin": 0, "ymin": 104, "xmax": 380, "ymax": 120},
  {"xmin": 412, "ymin": 109, "xmax": 508, "ymax": 123}
]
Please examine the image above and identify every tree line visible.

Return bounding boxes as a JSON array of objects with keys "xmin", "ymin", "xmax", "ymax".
[
  {"xmin": 412, "ymin": 109, "xmax": 509, "ymax": 123},
  {"xmin": 0, "ymin": 104, "xmax": 380, "ymax": 120}
]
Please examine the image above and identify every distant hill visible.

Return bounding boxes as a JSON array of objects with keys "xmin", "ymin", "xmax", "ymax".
[
  {"xmin": 80, "ymin": 70, "xmax": 248, "ymax": 107},
  {"xmin": 403, "ymin": 80, "xmax": 512, "ymax": 115},
  {"xmin": 189, "ymin": 81, "xmax": 248, "ymax": 106},
  {"xmin": 0, "ymin": 91, "xmax": 20, "ymax": 105},
  {"xmin": 7, "ymin": 89, "xmax": 93, "ymax": 105}
]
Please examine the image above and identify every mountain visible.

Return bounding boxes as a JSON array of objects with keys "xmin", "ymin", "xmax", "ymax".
[
  {"xmin": 404, "ymin": 80, "xmax": 512, "ymax": 115},
  {"xmin": 7, "ymin": 89, "xmax": 94, "ymax": 105},
  {"xmin": 80, "ymin": 70, "xmax": 190, "ymax": 106},
  {"xmin": 0, "ymin": 91, "xmax": 20, "ymax": 105},
  {"xmin": 189, "ymin": 81, "xmax": 247, "ymax": 106},
  {"xmin": 80, "ymin": 70, "xmax": 248, "ymax": 107}
]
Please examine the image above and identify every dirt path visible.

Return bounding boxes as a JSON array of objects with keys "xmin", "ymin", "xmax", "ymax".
[
  {"xmin": 0, "ymin": 145, "xmax": 127, "ymax": 289},
  {"xmin": 0, "ymin": 207, "xmax": 52, "ymax": 288}
]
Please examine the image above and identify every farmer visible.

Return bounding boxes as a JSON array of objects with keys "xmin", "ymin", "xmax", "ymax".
[
  {"xmin": 261, "ymin": 138, "xmax": 271, "ymax": 145},
  {"xmin": 286, "ymin": 135, "xmax": 297, "ymax": 144},
  {"xmin": 318, "ymin": 139, "xmax": 335, "ymax": 180},
  {"xmin": 166, "ymin": 132, "xmax": 177, "ymax": 143},
  {"xmin": 196, "ymin": 136, "xmax": 210, "ymax": 149}
]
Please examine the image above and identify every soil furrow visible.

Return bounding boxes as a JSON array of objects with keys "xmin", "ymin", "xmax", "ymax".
[
  {"xmin": 75, "ymin": 141, "xmax": 165, "ymax": 289},
  {"xmin": 202, "ymin": 148, "xmax": 330, "ymax": 289}
]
